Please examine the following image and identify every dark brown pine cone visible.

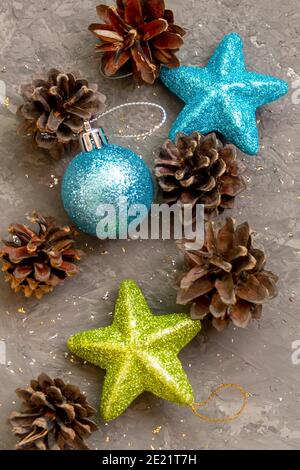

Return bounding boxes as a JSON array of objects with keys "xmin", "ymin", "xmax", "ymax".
[
  {"xmin": 9, "ymin": 373, "xmax": 98, "ymax": 450},
  {"xmin": 89, "ymin": 0, "xmax": 185, "ymax": 84},
  {"xmin": 0, "ymin": 212, "xmax": 83, "ymax": 299},
  {"xmin": 177, "ymin": 217, "xmax": 278, "ymax": 331},
  {"xmin": 155, "ymin": 132, "xmax": 246, "ymax": 219},
  {"xmin": 17, "ymin": 68, "xmax": 106, "ymax": 159}
]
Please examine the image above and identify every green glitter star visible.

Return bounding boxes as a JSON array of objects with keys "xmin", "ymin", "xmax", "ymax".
[{"xmin": 68, "ymin": 280, "xmax": 201, "ymax": 421}]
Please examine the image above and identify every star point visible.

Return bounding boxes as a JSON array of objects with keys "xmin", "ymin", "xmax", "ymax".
[
  {"xmin": 68, "ymin": 279, "xmax": 201, "ymax": 421},
  {"xmin": 160, "ymin": 32, "xmax": 288, "ymax": 155}
]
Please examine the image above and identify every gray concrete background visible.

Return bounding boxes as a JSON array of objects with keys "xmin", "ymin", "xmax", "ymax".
[{"xmin": 0, "ymin": 0, "xmax": 299, "ymax": 450}]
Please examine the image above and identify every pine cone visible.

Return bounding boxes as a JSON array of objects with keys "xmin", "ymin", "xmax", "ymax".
[
  {"xmin": 89, "ymin": 0, "xmax": 185, "ymax": 84},
  {"xmin": 0, "ymin": 212, "xmax": 83, "ymax": 300},
  {"xmin": 177, "ymin": 217, "xmax": 278, "ymax": 331},
  {"xmin": 9, "ymin": 373, "xmax": 98, "ymax": 450},
  {"xmin": 155, "ymin": 132, "xmax": 246, "ymax": 218},
  {"xmin": 18, "ymin": 69, "xmax": 106, "ymax": 159}
]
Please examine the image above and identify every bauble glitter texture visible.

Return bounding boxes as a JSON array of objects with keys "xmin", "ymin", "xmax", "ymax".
[
  {"xmin": 68, "ymin": 279, "xmax": 201, "ymax": 421},
  {"xmin": 160, "ymin": 32, "xmax": 288, "ymax": 155},
  {"xmin": 61, "ymin": 144, "xmax": 154, "ymax": 237}
]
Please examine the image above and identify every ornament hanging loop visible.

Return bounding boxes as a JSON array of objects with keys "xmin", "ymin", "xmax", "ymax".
[
  {"xmin": 90, "ymin": 102, "xmax": 167, "ymax": 139},
  {"xmin": 80, "ymin": 121, "xmax": 109, "ymax": 152},
  {"xmin": 190, "ymin": 383, "xmax": 249, "ymax": 424},
  {"xmin": 99, "ymin": 61, "xmax": 133, "ymax": 81}
]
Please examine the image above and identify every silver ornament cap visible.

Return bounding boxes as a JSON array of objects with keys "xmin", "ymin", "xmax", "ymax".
[{"xmin": 80, "ymin": 121, "xmax": 109, "ymax": 152}]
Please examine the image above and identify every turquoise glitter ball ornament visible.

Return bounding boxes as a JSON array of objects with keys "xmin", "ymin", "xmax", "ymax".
[{"xmin": 61, "ymin": 124, "xmax": 154, "ymax": 237}]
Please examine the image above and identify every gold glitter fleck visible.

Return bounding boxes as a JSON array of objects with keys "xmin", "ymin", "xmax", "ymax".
[
  {"xmin": 152, "ymin": 426, "xmax": 162, "ymax": 435},
  {"xmin": 17, "ymin": 307, "xmax": 26, "ymax": 314}
]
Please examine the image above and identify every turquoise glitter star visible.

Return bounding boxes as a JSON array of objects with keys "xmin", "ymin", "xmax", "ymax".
[
  {"xmin": 68, "ymin": 280, "xmax": 200, "ymax": 421},
  {"xmin": 160, "ymin": 33, "xmax": 288, "ymax": 155}
]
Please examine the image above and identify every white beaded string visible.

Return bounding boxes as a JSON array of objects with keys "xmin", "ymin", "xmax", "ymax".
[{"xmin": 90, "ymin": 102, "xmax": 167, "ymax": 139}]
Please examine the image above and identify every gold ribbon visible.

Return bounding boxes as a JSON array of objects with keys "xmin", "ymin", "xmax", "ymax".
[{"xmin": 190, "ymin": 383, "xmax": 250, "ymax": 423}]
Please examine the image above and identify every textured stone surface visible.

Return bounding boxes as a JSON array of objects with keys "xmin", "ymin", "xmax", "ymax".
[{"xmin": 0, "ymin": 0, "xmax": 299, "ymax": 450}]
